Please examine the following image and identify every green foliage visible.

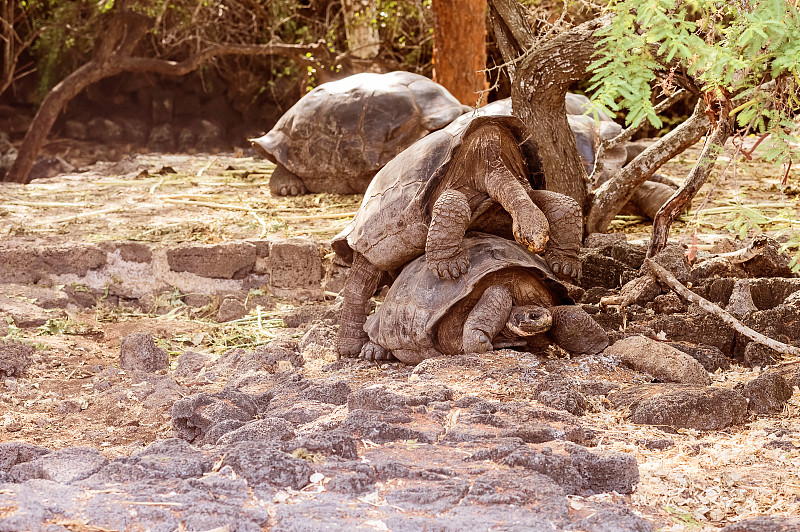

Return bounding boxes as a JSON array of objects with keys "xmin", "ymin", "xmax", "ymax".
[{"xmin": 589, "ymin": 0, "xmax": 800, "ymax": 169}]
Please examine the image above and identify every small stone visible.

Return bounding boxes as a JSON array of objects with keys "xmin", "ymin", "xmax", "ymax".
[
  {"xmin": 119, "ymin": 333, "xmax": 169, "ymax": 373},
  {"xmin": 4, "ymin": 419, "xmax": 22, "ymax": 432},
  {"xmin": 669, "ymin": 342, "xmax": 730, "ymax": 372},
  {"xmin": 611, "ymin": 384, "xmax": 748, "ymax": 431},
  {"xmin": 217, "ymin": 297, "xmax": 248, "ymax": 323},
  {"xmin": 0, "ymin": 340, "xmax": 34, "ymax": 378},
  {"xmin": 721, "ymin": 516, "xmax": 800, "ymax": 532},
  {"xmin": 740, "ymin": 372, "xmax": 793, "ymax": 415},
  {"xmin": 534, "ymin": 377, "xmax": 587, "ymax": 416},
  {"xmin": 743, "ymin": 342, "xmax": 779, "ymax": 368},
  {"xmin": 605, "ymin": 335, "xmax": 711, "ymax": 385},
  {"xmin": 166, "ymin": 241, "xmax": 257, "ymax": 279},
  {"xmin": 56, "ymin": 400, "xmax": 82, "ymax": 415},
  {"xmin": 174, "ymin": 351, "xmax": 212, "ymax": 380},
  {"xmin": 268, "ymin": 239, "xmax": 324, "ymax": 299}
]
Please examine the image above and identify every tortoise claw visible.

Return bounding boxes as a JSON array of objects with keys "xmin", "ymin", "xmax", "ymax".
[
  {"xmin": 361, "ymin": 341, "xmax": 395, "ymax": 362},
  {"xmin": 337, "ymin": 334, "xmax": 368, "ymax": 358},
  {"xmin": 427, "ymin": 249, "xmax": 470, "ymax": 280},
  {"xmin": 545, "ymin": 250, "xmax": 581, "ymax": 282},
  {"xmin": 463, "ymin": 330, "xmax": 493, "ymax": 354}
]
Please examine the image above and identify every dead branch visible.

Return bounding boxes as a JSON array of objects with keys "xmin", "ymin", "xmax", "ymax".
[
  {"xmin": 644, "ymin": 258, "xmax": 800, "ymax": 358},
  {"xmin": 586, "ymin": 100, "xmax": 710, "ymax": 234},
  {"xmin": 648, "ymin": 108, "xmax": 734, "ymax": 257},
  {"xmin": 3, "ymin": 39, "xmax": 331, "ymax": 184}
]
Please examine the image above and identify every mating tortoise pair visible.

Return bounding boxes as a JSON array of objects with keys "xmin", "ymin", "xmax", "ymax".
[{"xmin": 330, "ymin": 103, "xmax": 608, "ymax": 360}]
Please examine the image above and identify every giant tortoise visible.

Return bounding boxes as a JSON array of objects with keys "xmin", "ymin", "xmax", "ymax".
[
  {"xmin": 250, "ymin": 71, "xmax": 470, "ymax": 196},
  {"xmin": 331, "ymin": 105, "xmax": 583, "ymax": 357},
  {"xmin": 361, "ymin": 233, "xmax": 609, "ymax": 365}
]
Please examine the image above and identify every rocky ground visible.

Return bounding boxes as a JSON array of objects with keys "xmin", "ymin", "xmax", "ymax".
[{"xmin": 0, "ymin": 142, "xmax": 799, "ymax": 531}]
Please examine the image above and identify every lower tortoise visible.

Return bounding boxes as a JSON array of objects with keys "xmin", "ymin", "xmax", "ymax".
[{"xmin": 361, "ymin": 233, "xmax": 609, "ymax": 365}]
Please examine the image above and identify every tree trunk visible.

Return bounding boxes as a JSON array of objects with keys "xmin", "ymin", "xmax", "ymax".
[
  {"xmin": 647, "ymin": 113, "xmax": 733, "ymax": 257},
  {"xmin": 432, "ymin": 0, "xmax": 488, "ymax": 106},
  {"xmin": 341, "ymin": 0, "xmax": 381, "ymax": 59},
  {"xmin": 2, "ymin": 41, "xmax": 331, "ymax": 184},
  {"xmin": 4, "ymin": 61, "xmax": 114, "ymax": 184},
  {"xmin": 585, "ymin": 101, "xmax": 710, "ymax": 234},
  {"xmin": 487, "ymin": 0, "xmax": 533, "ymax": 80},
  {"xmin": 510, "ymin": 15, "xmax": 611, "ymax": 208},
  {"xmin": 1, "ymin": 0, "xmax": 18, "ymax": 95}
]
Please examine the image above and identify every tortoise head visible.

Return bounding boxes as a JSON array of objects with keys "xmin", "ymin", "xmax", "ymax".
[{"xmin": 506, "ymin": 305, "xmax": 552, "ymax": 336}]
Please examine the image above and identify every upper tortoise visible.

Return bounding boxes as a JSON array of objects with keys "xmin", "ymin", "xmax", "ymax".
[
  {"xmin": 250, "ymin": 71, "xmax": 469, "ymax": 196},
  {"xmin": 331, "ymin": 105, "xmax": 583, "ymax": 357}
]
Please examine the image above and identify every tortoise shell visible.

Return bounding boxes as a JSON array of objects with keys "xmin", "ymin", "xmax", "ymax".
[
  {"xmin": 481, "ymin": 97, "xmax": 627, "ymax": 180},
  {"xmin": 251, "ymin": 71, "xmax": 469, "ymax": 194},
  {"xmin": 363, "ymin": 233, "xmax": 572, "ymax": 354},
  {"xmin": 330, "ymin": 104, "xmax": 543, "ymax": 271}
]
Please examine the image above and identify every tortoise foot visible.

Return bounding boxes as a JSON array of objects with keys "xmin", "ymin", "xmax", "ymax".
[
  {"xmin": 426, "ymin": 248, "xmax": 470, "ymax": 280},
  {"xmin": 337, "ymin": 332, "xmax": 369, "ymax": 358},
  {"xmin": 270, "ymin": 164, "xmax": 308, "ymax": 196},
  {"xmin": 544, "ymin": 249, "xmax": 581, "ymax": 282},
  {"xmin": 462, "ymin": 330, "xmax": 493, "ymax": 354},
  {"xmin": 360, "ymin": 341, "xmax": 396, "ymax": 362}
]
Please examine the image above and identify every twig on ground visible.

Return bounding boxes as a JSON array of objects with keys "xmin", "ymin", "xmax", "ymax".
[
  {"xmin": 280, "ymin": 212, "xmax": 357, "ymax": 221},
  {"xmin": 6, "ymin": 200, "xmax": 84, "ymax": 208},
  {"xmin": 197, "ymin": 158, "xmax": 217, "ymax": 178},
  {"xmin": 250, "ymin": 210, "xmax": 268, "ymax": 238},
  {"xmin": 162, "ymin": 198, "xmax": 256, "ymax": 212},
  {"xmin": 148, "ymin": 176, "xmax": 165, "ymax": 195},
  {"xmin": 42, "ymin": 206, "xmax": 123, "ymax": 224},
  {"xmin": 644, "ymin": 258, "xmax": 800, "ymax": 358},
  {"xmin": 712, "ymin": 235, "xmax": 769, "ymax": 264}
]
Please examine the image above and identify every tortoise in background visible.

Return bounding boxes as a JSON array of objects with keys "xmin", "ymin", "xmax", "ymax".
[
  {"xmin": 331, "ymin": 105, "xmax": 583, "ymax": 357},
  {"xmin": 361, "ymin": 233, "xmax": 609, "ymax": 365},
  {"xmin": 250, "ymin": 71, "xmax": 470, "ymax": 196}
]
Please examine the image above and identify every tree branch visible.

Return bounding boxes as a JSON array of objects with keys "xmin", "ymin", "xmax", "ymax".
[
  {"xmin": 645, "ymin": 258, "xmax": 800, "ymax": 359},
  {"xmin": 585, "ymin": 100, "xmax": 710, "ymax": 234},
  {"xmin": 3, "ymin": 40, "xmax": 333, "ymax": 184},
  {"xmin": 647, "ymin": 110, "xmax": 733, "ymax": 257}
]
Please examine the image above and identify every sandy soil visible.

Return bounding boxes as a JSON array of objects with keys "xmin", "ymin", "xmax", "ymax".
[{"xmin": 1, "ymin": 137, "xmax": 799, "ymax": 530}]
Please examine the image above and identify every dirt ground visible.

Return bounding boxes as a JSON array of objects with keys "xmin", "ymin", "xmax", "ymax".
[{"xmin": 1, "ymin": 137, "xmax": 799, "ymax": 531}]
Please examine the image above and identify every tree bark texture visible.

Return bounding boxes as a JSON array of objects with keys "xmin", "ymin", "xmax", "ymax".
[
  {"xmin": 585, "ymin": 101, "xmax": 710, "ymax": 234},
  {"xmin": 509, "ymin": 15, "xmax": 611, "ymax": 208},
  {"xmin": 3, "ymin": 39, "xmax": 332, "ymax": 184},
  {"xmin": 341, "ymin": 0, "xmax": 381, "ymax": 59},
  {"xmin": 432, "ymin": 0, "xmax": 488, "ymax": 106},
  {"xmin": 647, "ymin": 112, "xmax": 733, "ymax": 257},
  {"xmin": 487, "ymin": 0, "xmax": 534, "ymax": 80}
]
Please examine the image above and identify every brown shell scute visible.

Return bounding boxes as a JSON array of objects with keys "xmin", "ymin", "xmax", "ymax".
[
  {"xmin": 363, "ymin": 234, "xmax": 572, "ymax": 354},
  {"xmin": 250, "ymin": 71, "xmax": 467, "ymax": 194},
  {"xmin": 331, "ymin": 108, "xmax": 539, "ymax": 271}
]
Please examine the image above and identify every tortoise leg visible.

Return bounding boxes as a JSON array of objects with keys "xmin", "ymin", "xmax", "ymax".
[
  {"xmin": 462, "ymin": 285, "xmax": 513, "ymax": 354},
  {"xmin": 548, "ymin": 305, "xmax": 609, "ymax": 355},
  {"xmin": 474, "ymin": 126, "xmax": 550, "ymax": 254},
  {"xmin": 360, "ymin": 341, "xmax": 397, "ymax": 362},
  {"xmin": 426, "ymin": 189, "xmax": 471, "ymax": 279},
  {"xmin": 270, "ymin": 164, "xmax": 308, "ymax": 196},
  {"xmin": 337, "ymin": 252, "xmax": 382, "ymax": 357},
  {"xmin": 528, "ymin": 190, "xmax": 583, "ymax": 282}
]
